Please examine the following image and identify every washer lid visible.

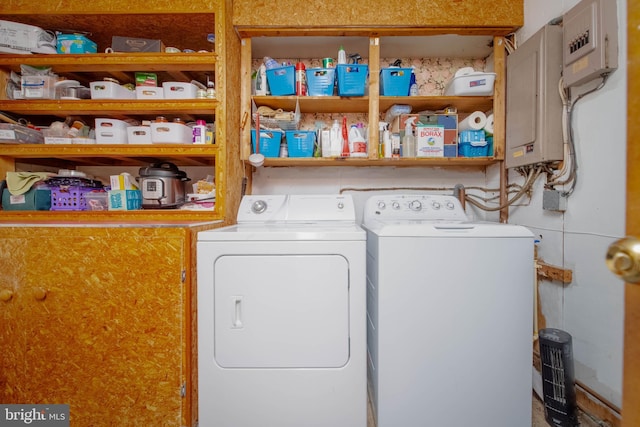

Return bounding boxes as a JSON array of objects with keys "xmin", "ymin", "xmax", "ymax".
[{"xmin": 364, "ymin": 220, "xmax": 534, "ymax": 238}]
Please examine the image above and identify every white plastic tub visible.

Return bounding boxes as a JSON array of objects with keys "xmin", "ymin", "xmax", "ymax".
[
  {"xmin": 95, "ymin": 118, "xmax": 131, "ymax": 144},
  {"xmin": 444, "ymin": 70, "xmax": 496, "ymax": 96},
  {"xmin": 150, "ymin": 122, "xmax": 193, "ymax": 144},
  {"xmin": 162, "ymin": 82, "xmax": 198, "ymax": 99},
  {"xmin": 90, "ymin": 81, "xmax": 135, "ymax": 99},
  {"xmin": 127, "ymin": 126, "xmax": 153, "ymax": 144}
]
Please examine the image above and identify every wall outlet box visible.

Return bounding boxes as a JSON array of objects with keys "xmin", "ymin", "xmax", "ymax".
[{"xmin": 543, "ymin": 189, "xmax": 567, "ymax": 212}]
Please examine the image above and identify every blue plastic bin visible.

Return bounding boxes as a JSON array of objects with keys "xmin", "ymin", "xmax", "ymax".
[
  {"xmin": 266, "ymin": 65, "xmax": 295, "ymax": 96},
  {"xmin": 337, "ymin": 64, "xmax": 368, "ymax": 96},
  {"xmin": 285, "ymin": 130, "xmax": 316, "ymax": 157},
  {"xmin": 458, "ymin": 140, "xmax": 489, "ymax": 157},
  {"xmin": 306, "ymin": 68, "xmax": 335, "ymax": 96},
  {"xmin": 459, "ymin": 130, "xmax": 486, "ymax": 143},
  {"xmin": 251, "ymin": 129, "xmax": 283, "ymax": 157},
  {"xmin": 380, "ymin": 67, "xmax": 412, "ymax": 96}
]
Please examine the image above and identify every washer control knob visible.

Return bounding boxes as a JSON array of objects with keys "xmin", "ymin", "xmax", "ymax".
[
  {"xmin": 409, "ymin": 200, "xmax": 422, "ymax": 211},
  {"xmin": 377, "ymin": 201, "xmax": 386, "ymax": 210},
  {"xmin": 431, "ymin": 201, "xmax": 441, "ymax": 210},
  {"xmin": 251, "ymin": 200, "xmax": 267, "ymax": 214},
  {"xmin": 392, "ymin": 202, "xmax": 400, "ymax": 210}
]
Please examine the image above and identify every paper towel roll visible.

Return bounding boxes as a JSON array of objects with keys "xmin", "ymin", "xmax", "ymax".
[
  {"xmin": 458, "ymin": 111, "xmax": 487, "ymax": 132},
  {"xmin": 483, "ymin": 113, "xmax": 494, "ymax": 135}
]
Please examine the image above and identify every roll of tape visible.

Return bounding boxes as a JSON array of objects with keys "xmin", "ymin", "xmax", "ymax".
[{"xmin": 459, "ymin": 111, "xmax": 487, "ymax": 132}]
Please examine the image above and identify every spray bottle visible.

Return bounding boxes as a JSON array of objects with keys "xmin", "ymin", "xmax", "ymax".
[
  {"xmin": 378, "ymin": 122, "xmax": 386, "ymax": 158},
  {"xmin": 337, "ymin": 46, "xmax": 347, "ymax": 65},
  {"xmin": 402, "ymin": 116, "xmax": 417, "ymax": 157},
  {"xmin": 255, "ymin": 63, "xmax": 267, "ymax": 96},
  {"xmin": 409, "ymin": 66, "xmax": 418, "ymax": 96}
]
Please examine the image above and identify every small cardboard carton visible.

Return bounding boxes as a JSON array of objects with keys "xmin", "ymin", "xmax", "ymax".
[
  {"xmin": 108, "ymin": 190, "xmax": 142, "ymax": 211},
  {"xmin": 416, "ymin": 125, "xmax": 444, "ymax": 157},
  {"xmin": 111, "ymin": 36, "xmax": 165, "ymax": 52}
]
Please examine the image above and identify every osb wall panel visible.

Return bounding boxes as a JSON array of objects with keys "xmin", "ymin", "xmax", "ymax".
[
  {"xmin": 217, "ymin": 0, "xmax": 245, "ymax": 225},
  {"xmin": 0, "ymin": 226, "xmax": 192, "ymax": 426},
  {"xmin": 234, "ymin": 0, "xmax": 523, "ymax": 32},
  {"xmin": 0, "ymin": 0, "xmax": 217, "ymax": 14}
]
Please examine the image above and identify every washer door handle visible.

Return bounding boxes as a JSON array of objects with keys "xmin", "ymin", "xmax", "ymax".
[{"xmin": 232, "ymin": 296, "xmax": 243, "ymax": 329}]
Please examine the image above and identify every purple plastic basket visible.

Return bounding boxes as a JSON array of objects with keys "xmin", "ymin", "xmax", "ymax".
[{"xmin": 50, "ymin": 186, "xmax": 95, "ymax": 211}]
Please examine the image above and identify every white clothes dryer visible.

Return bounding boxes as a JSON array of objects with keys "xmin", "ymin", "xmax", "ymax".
[
  {"xmin": 363, "ymin": 194, "xmax": 534, "ymax": 427},
  {"xmin": 197, "ymin": 194, "xmax": 367, "ymax": 427}
]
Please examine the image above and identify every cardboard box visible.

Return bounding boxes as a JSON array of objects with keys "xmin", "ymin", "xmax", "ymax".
[
  {"xmin": 393, "ymin": 113, "xmax": 457, "ymax": 158},
  {"xmin": 110, "ymin": 173, "xmax": 138, "ymax": 191},
  {"xmin": 56, "ymin": 34, "xmax": 97, "ymax": 54},
  {"xmin": 108, "ymin": 190, "xmax": 142, "ymax": 210},
  {"xmin": 416, "ymin": 125, "xmax": 444, "ymax": 157},
  {"xmin": 2, "ymin": 187, "xmax": 51, "ymax": 211},
  {"xmin": 111, "ymin": 36, "xmax": 165, "ymax": 53},
  {"xmin": 0, "ymin": 19, "xmax": 44, "ymax": 53}
]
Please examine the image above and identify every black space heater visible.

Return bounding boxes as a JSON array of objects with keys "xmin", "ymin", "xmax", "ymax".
[{"xmin": 538, "ymin": 328, "xmax": 579, "ymax": 427}]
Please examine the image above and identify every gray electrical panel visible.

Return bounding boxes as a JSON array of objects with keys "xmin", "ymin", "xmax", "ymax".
[
  {"xmin": 506, "ymin": 24, "xmax": 564, "ymax": 169},
  {"xmin": 563, "ymin": 0, "xmax": 618, "ymax": 87}
]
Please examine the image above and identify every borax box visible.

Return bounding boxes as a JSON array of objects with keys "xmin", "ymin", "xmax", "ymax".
[{"xmin": 416, "ymin": 125, "xmax": 445, "ymax": 157}]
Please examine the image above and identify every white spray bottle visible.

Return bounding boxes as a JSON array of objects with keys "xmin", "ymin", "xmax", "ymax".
[
  {"xmin": 402, "ymin": 116, "xmax": 417, "ymax": 157},
  {"xmin": 255, "ymin": 63, "xmax": 268, "ymax": 96}
]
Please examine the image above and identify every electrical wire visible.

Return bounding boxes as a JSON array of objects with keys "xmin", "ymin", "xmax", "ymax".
[
  {"xmin": 546, "ymin": 73, "xmax": 611, "ymax": 197},
  {"xmin": 465, "ymin": 164, "xmax": 545, "ymax": 211}
]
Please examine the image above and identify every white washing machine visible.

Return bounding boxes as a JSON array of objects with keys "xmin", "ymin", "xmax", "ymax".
[
  {"xmin": 363, "ymin": 194, "xmax": 534, "ymax": 427},
  {"xmin": 197, "ymin": 194, "xmax": 367, "ymax": 427}
]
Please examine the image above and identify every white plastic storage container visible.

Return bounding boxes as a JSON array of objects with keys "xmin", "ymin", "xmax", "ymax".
[
  {"xmin": 95, "ymin": 118, "xmax": 131, "ymax": 144},
  {"xmin": 162, "ymin": 82, "xmax": 198, "ymax": 99},
  {"xmin": 21, "ymin": 75, "xmax": 56, "ymax": 99},
  {"xmin": 150, "ymin": 122, "xmax": 193, "ymax": 144},
  {"xmin": 90, "ymin": 81, "xmax": 135, "ymax": 99},
  {"xmin": 127, "ymin": 126, "xmax": 153, "ymax": 144},
  {"xmin": 444, "ymin": 69, "xmax": 496, "ymax": 96},
  {"xmin": 135, "ymin": 86, "xmax": 164, "ymax": 100}
]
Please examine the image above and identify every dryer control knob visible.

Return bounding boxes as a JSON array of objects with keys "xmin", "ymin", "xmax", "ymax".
[
  {"xmin": 377, "ymin": 201, "xmax": 386, "ymax": 210},
  {"xmin": 392, "ymin": 202, "xmax": 400, "ymax": 210},
  {"xmin": 409, "ymin": 200, "xmax": 422, "ymax": 211},
  {"xmin": 337, "ymin": 202, "xmax": 344, "ymax": 209},
  {"xmin": 431, "ymin": 201, "xmax": 441, "ymax": 210},
  {"xmin": 446, "ymin": 201, "xmax": 455, "ymax": 210},
  {"xmin": 251, "ymin": 200, "xmax": 267, "ymax": 214}
]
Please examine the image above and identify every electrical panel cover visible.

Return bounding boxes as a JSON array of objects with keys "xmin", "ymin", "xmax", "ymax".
[
  {"xmin": 563, "ymin": 0, "xmax": 618, "ymax": 87},
  {"xmin": 506, "ymin": 24, "xmax": 564, "ymax": 169}
]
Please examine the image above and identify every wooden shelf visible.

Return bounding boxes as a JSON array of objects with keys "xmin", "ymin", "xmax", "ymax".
[
  {"xmin": 378, "ymin": 96, "xmax": 494, "ymax": 114},
  {"xmin": 0, "ymin": 53, "xmax": 217, "ymax": 73},
  {"xmin": 0, "ymin": 209, "xmax": 223, "ymax": 223},
  {"xmin": 252, "ymin": 95, "xmax": 492, "ymax": 115},
  {"xmin": 0, "ymin": 144, "xmax": 219, "ymax": 167},
  {"xmin": 253, "ymin": 96, "xmax": 369, "ymax": 113},
  {"xmin": 260, "ymin": 156, "xmax": 496, "ymax": 167},
  {"xmin": 0, "ymin": 100, "xmax": 219, "ymax": 117}
]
